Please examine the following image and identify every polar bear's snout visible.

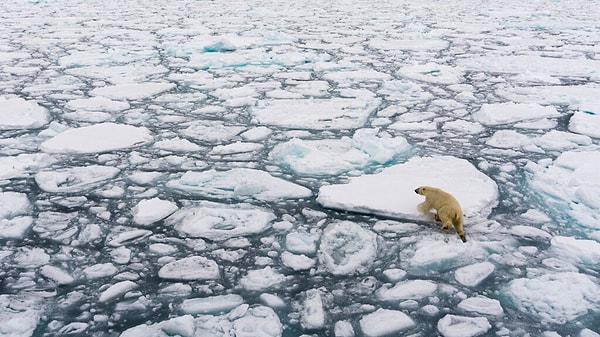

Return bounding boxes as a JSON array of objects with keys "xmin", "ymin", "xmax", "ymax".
[{"xmin": 414, "ymin": 188, "xmax": 419, "ymax": 194}]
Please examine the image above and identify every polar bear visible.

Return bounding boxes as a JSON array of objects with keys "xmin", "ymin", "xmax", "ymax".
[{"xmin": 414, "ymin": 186, "xmax": 466, "ymax": 242}]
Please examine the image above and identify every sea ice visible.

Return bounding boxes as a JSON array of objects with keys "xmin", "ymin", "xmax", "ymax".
[
  {"xmin": 269, "ymin": 128, "xmax": 411, "ymax": 176},
  {"xmin": 569, "ymin": 108, "xmax": 600, "ymax": 138},
  {"xmin": 300, "ymin": 289, "xmax": 325, "ymax": 329},
  {"xmin": 376, "ymin": 279, "xmax": 437, "ymax": 301},
  {"xmin": 454, "ymin": 262, "xmax": 495, "ymax": 287},
  {"xmin": 318, "ymin": 221, "xmax": 377, "ymax": 275},
  {"xmin": 165, "ymin": 201, "xmax": 276, "ymax": 241},
  {"xmin": 132, "ymin": 198, "xmax": 178, "ymax": 226},
  {"xmin": 251, "ymin": 95, "xmax": 381, "ymax": 130},
  {"xmin": 473, "ymin": 102, "xmax": 560, "ymax": 126},
  {"xmin": 437, "ymin": 314, "xmax": 491, "ymax": 337},
  {"xmin": 0, "ymin": 192, "xmax": 30, "ymax": 218},
  {"xmin": 528, "ymin": 150, "xmax": 600, "ymax": 229},
  {"xmin": 317, "ymin": 156, "xmax": 498, "ymax": 220},
  {"xmin": 239, "ymin": 267, "xmax": 286, "ymax": 291},
  {"xmin": 41, "ymin": 122, "xmax": 153, "ymax": 154},
  {"xmin": 98, "ymin": 280, "xmax": 138, "ymax": 303},
  {"xmin": 0, "ymin": 95, "xmax": 50, "ymax": 130},
  {"xmin": 180, "ymin": 294, "xmax": 244, "ymax": 315},
  {"xmin": 65, "ymin": 96, "xmax": 130, "ymax": 112},
  {"xmin": 505, "ymin": 272, "xmax": 600, "ymax": 324},
  {"xmin": 458, "ymin": 296, "xmax": 504, "ymax": 316},
  {"xmin": 359, "ymin": 309, "xmax": 415, "ymax": 337},
  {"xmin": 90, "ymin": 82, "xmax": 175, "ymax": 100},
  {"xmin": 166, "ymin": 168, "xmax": 311, "ymax": 201},
  {"xmin": 35, "ymin": 165, "xmax": 120, "ymax": 193},
  {"xmin": 158, "ymin": 256, "xmax": 220, "ymax": 281}
]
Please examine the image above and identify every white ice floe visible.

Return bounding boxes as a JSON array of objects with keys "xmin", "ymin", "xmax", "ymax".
[
  {"xmin": 550, "ymin": 236, "xmax": 600, "ymax": 267},
  {"xmin": 0, "ymin": 95, "xmax": 50, "ymax": 130},
  {"xmin": 473, "ymin": 102, "xmax": 560, "ymax": 126},
  {"xmin": 398, "ymin": 63, "xmax": 464, "ymax": 85},
  {"xmin": 281, "ymin": 251, "xmax": 316, "ymax": 271},
  {"xmin": 90, "ymin": 82, "xmax": 175, "ymax": 100},
  {"xmin": 166, "ymin": 168, "xmax": 311, "ymax": 201},
  {"xmin": 437, "ymin": 314, "xmax": 491, "ymax": 337},
  {"xmin": 180, "ymin": 294, "xmax": 244, "ymax": 315},
  {"xmin": 153, "ymin": 138, "xmax": 202, "ymax": 152},
  {"xmin": 301, "ymin": 289, "xmax": 325, "ymax": 329},
  {"xmin": 251, "ymin": 95, "xmax": 381, "ymax": 130},
  {"xmin": 99, "ymin": 280, "xmax": 138, "ymax": 303},
  {"xmin": 180, "ymin": 121, "xmax": 245, "ymax": 144},
  {"xmin": 0, "ymin": 295, "xmax": 43, "ymax": 337},
  {"xmin": 318, "ymin": 156, "xmax": 498, "ymax": 220},
  {"xmin": 269, "ymin": 128, "xmax": 411, "ymax": 176},
  {"xmin": 65, "ymin": 96, "xmax": 130, "ymax": 112},
  {"xmin": 0, "ymin": 153, "xmax": 57, "ymax": 180},
  {"xmin": 121, "ymin": 305, "xmax": 283, "ymax": 337},
  {"xmin": 39, "ymin": 265, "xmax": 75, "ymax": 285},
  {"xmin": 165, "ymin": 201, "xmax": 275, "ymax": 241},
  {"xmin": 569, "ymin": 109, "xmax": 600, "ymax": 138},
  {"xmin": 35, "ymin": 165, "xmax": 120, "ymax": 193},
  {"xmin": 359, "ymin": 309, "xmax": 415, "ymax": 337},
  {"xmin": 528, "ymin": 150, "xmax": 600, "ymax": 229},
  {"xmin": 132, "ymin": 198, "xmax": 178, "ymax": 226},
  {"xmin": 158, "ymin": 256, "xmax": 220, "ymax": 281},
  {"xmin": 458, "ymin": 296, "xmax": 504, "ymax": 316},
  {"xmin": 406, "ymin": 239, "xmax": 489, "ymax": 273},
  {"xmin": 239, "ymin": 267, "xmax": 286, "ymax": 291},
  {"xmin": 285, "ymin": 231, "xmax": 319, "ymax": 255},
  {"xmin": 376, "ymin": 279, "xmax": 437, "ymax": 301},
  {"xmin": 454, "ymin": 262, "xmax": 495, "ymax": 287},
  {"xmin": 505, "ymin": 272, "xmax": 600, "ymax": 324},
  {"xmin": 83, "ymin": 263, "xmax": 119, "ymax": 279},
  {"xmin": 0, "ymin": 192, "xmax": 30, "ymax": 219},
  {"xmin": 41, "ymin": 122, "xmax": 152, "ymax": 154},
  {"xmin": 318, "ymin": 221, "xmax": 377, "ymax": 275}
]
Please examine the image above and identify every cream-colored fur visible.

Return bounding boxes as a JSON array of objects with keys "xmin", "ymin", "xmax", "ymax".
[{"xmin": 414, "ymin": 186, "xmax": 466, "ymax": 242}]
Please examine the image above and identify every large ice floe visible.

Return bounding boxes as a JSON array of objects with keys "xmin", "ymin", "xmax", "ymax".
[{"xmin": 1, "ymin": 0, "xmax": 600, "ymax": 336}]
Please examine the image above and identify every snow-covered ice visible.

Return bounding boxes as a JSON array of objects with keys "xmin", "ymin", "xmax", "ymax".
[{"xmin": 2, "ymin": 0, "xmax": 600, "ymax": 336}]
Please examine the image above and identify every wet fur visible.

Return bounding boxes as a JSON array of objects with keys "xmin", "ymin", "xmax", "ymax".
[{"xmin": 414, "ymin": 186, "xmax": 466, "ymax": 242}]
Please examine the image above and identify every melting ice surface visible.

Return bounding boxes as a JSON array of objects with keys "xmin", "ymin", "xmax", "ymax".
[{"xmin": 1, "ymin": 0, "xmax": 600, "ymax": 336}]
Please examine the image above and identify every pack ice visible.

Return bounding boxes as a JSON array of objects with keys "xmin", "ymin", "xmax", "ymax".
[{"xmin": 1, "ymin": 0, "xmax": 600, "ymax": 336}]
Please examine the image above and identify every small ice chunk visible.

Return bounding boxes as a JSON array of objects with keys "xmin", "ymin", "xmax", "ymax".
[
  {"xmin": 569, "ymin": 108, "xmax": 600, "ymax": 138},
  {"xmin": 0, "ymin": 217, "xmax": 34, "ymax": 240},
  {"xmin": 165, "ymin": 201, "xmax": 275, "ymax": 241},
  {"xmin": 334, "ymin": 320, "xmax": 355, "ymax": 337},
  {"xmin": 301, "ymin": 289, "xmax": 325, "ymax": 329},
  {"xmin": 505, "ymin": 272, "xmax": 600, "ymax": 324},
  {"xmin": 0, "ymin": 192, "xmax": 30, "ymax": 218},
  {"xmin": 39, "ymin": 265, "xmax": 75, "ymax": 285},
  {"xmin": 454, "ymin": 262, "xmax": 495, "ymax": 287},
  {"xmin": 285, "ymin": 231, "xmax": 319, "ymax": 255},
  {"xmin": 158, "ymin": 256, "xmax": 220, "ymax": 281},
  {"xmin": 473, "ymin": 102, "xmax": 560, "ymax": 126},
  {"xmin": 510, "ymin": 225, "xmax": 552, "ymax": 241},
  {"xmin": 240, "ymin": 267, "xmax": 286, "ymax": 291},
  {"xmin": 154, "ymin": 138, "xmax": 202, "ymax": 152},
  {"xmin": 550, "ymin": 236, "xmax": 600, "ymax": 266},
  {"xmin": 180, "ymin": 294, "xmax": 244, "ymax": 315},
  {"xmin": 382, "ymin": 268, "xmax": 407, "ymax": 283},
  {"xmin": 318, "ymin": 221, "xmax": 377, "ymax": 275},
  {"xmin": 260, "ymin": 293, "xmax": 286, "ymax": 308},
  {"xmin": 0, "ymin": 95, "xmax": 50, "ymax": 130},
  {"xmin": 83, "ymin": 263, "xmax": 119, "ymax": 279},
  {"xmin": 376, "ymin": 280, "xmax": 437, "ymax": 301},
  {"xmin": 281, "ymin": 251, "xmax": 316, "ymax": 271},
  {"xmin": 457, "ymin": 296, "xmax": 504, "ymax": 316},
  {"xmin": 14, "ymin": 247, "xmax": 50, "ymax": 268},
  {"xmin": 98, "ymin": 280, "xmax": 138, "ymax": 303},
  {"xmin": 65, "ymin": 96, "xmax": 130, "ymax": 112},
  {"xmin": 251, "ymin": 96, "xmax": 381, "ymax": 130},
  {"xmin": 437, "ymin": 314, "xmax": 491, "ymax": 337},
  {"xmin": 167, "ymin": 168, "xmax": 311, "ymax": 201},
  {"xmin": 359, "ymin": 309, "xmax": 415, "ymax": 337},
  {"xmin": 90, "ymin": 82, "xmax": 175, "ymax": 100},
  {"xmin": 132, "ymin": 198, "xmax": 178, "ymax": 226},
  {"xmin": 41, "ymin": 122, "xmax": 152, "ymax": 154}
]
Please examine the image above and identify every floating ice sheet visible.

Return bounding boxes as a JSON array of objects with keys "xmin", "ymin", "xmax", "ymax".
[
  {"xmin": 41, "ymin": 122, "xmax": 152, "ymax": 154},
  {"xmin": 269, "ymin": 128, "xmax": 411, "ymax": 176},
  {"xmin": 0, "ymin": 95, "xmax": 50, "ymax": 130},
  {"xmin": 35, "ymin": 165, "xmax": 120, "ymax": 193},
  {"xmin": 317, "ymin": 156, "xmax": 498, "ymax": 220},
  {"xmin": 166, "ymin": 168, "xmax": 311, "ymax": 201},
  {"xmin": 251, "ymin": 95, "xmax": 381, "ymax": 130},
  {"xmin": 528, "ymin": 150, "xmax": 600, "ymax": 229},
  {"xmin": 318, "ymin": 221, "xmax": 378, "ymax": 275},
  {"xmin": 165, "ymin": 201, "xmax": 276, "ymax": 241}
]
